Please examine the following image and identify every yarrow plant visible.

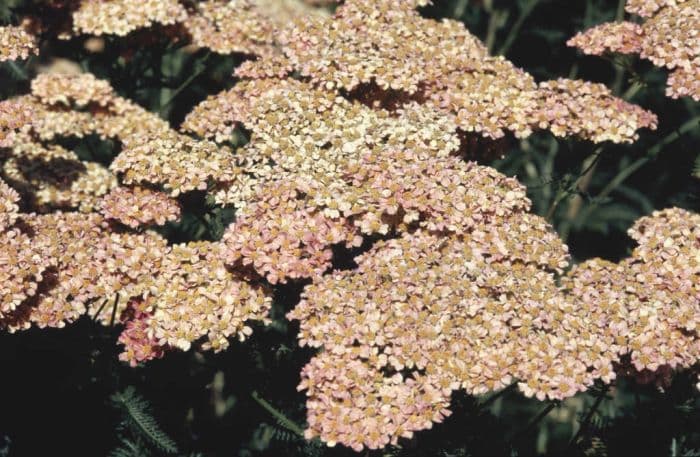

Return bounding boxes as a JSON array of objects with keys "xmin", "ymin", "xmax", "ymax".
[
  {"xmin": 0, "ymin": 0, "xmax": 698, "ymax": 455},
  {"xmin": 568, "ymin": 0, "xmax": 699, "ymax": 100}
]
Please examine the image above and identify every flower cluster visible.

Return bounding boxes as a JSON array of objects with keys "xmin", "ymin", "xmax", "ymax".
[
  {"xmin": 0, "ymin": 200, "xmax": 271, "ymax": 361},
  {"xmin": 185, "ymin": 0, "xmax": 282, "ymax": 57},
  {"xmin": 110, "ymin": 132, "xmax": 238, "ymax": 197},
  {"xmin": 287, "ymin": 204, "xmax": 699, "ymax": 451},
  {"xmin": 0, "ymin": 25, "xmax": 38, "ymax": 61},
  {"xmin": 99, "ymin": 186, "xmax": 181, "ymax": 228},
  {"xmin": 568, "ymin": 0, "xmax": 699, "ymax": 100},
  {"xmin": 0, "ymin": 210, "xmax": 165, "ymax": 331},
  {"xmin": 48, "ymin": 0, "xmax": 329, "ymax": 60},
  {"xmin": 273, "ymin": 0, "xmax": 656, "ymax": 141},
  {"xmin": 122, "ymin": 242, "xmax": 271, "ymax": 357},
  {"xmin": 288, "ymin": 206, "xmax": 574, "ymax": 449},
  {"xmin": 1, "ymin": 72, "xmax": 240, "ymax": 210},
  {"xmin": 71, "ymin": 0, "xmax": 188, "ymax": 37},
  {"xmin": 0, "ymin": 99, "xmax": 33, "ymax": 148},
  {"xmin": 564, "ymin": 208, "xmax": 700, "ymax": 380},
  {"xmin": 1, "ymin": 1, "xmax": 697, "ymax": 453}
]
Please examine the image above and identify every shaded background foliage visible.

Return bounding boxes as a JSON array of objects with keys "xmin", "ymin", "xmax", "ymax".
[{"xmin": 0, "ymin": 0, "xmax": 698, "ymax": 456}]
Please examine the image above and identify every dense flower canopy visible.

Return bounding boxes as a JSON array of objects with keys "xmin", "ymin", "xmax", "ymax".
[
  {"xmin": 287, "ymin": 205, "xmax": 699, "ymax": 451},
  {"xmin": 568, "ymin": 0, "xmax": 699, "ymax": 100},
  {"xmin": 0, "ymin": 0, "xmax": 698, "ymax": 454},
  {"xmin": 274, "ymin": 0, "xmax": 657, "ymax": 141}
]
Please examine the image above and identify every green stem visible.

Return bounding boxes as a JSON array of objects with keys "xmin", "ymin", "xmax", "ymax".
[
  {"xmin": 251, "ymin": 391, "xmax": 305, "ymax": 437},
  {"xmin": 498, "ymin": 0, "xmax": 542, "ymax": 56},
  {"xmin": 558, "ymin": 147, "xmax": 604, "ymax": 240},
  {"xmin": 545, "ymin": 146, "xmax": 603, "ymax": 223},
  {"xmin": 511, "ymin": 402, "xmax": 558, "ymax": 444},
  {"xmin": 452, "ymin": 0, "xmax": 469, "ymax": 18},
  {"xmin": 109, "ymin": 294, "xmax": 120, "ymax": 327},
  {"xmin": 578, "ymin": 115, "xmax": 700, "ymax": 222},
  {"xmin": 91, "ymin": 298, "xmax": 109, "ymax": 323},
  {"xmin": 622, "ymin": 80, "xmax": 644, "ymax": 100},
  {"xmin": 158, "ymin": 52, "xmax": 211, "ymax": 116},
  {"xmin": 480, "ymin": 383, "xmax": 518, "ymax": 409},
  {"xmin": 7, "ymin": 60, "xmax": 28, "ymax": 80}
]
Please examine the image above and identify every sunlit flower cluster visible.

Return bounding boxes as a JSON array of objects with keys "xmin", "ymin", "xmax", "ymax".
[
  {"xmin": 110, "ymin": 132, "xmax": 239, "ymax": 197},
  {"xmin": 568, "ymin": 0, "xmax": 700, "ymax": 100},
  {"xmin": 273, "ymin": 0, "xmax": 656, "ymax": 142},
  {"xmin": 185, "ymin": 0, "xmax": 282, "ymax": 56},
  {"xmin": 0, "ymin": 211, "xmax": 165, "ymax": 331},
  {"xmin": 0, "ymin": 25, "xmax": 38, "ymax": 61},
  {"xmin": 118, "ymin": 241, "xmax": 272, "ymax": 364},
  {"xmin": 624, "ymin": 0, "xmax": 690, "ymax": 17},
  {"xmin": 564, "ymin": 208, "xmax": 700, "ymax": 380},
  {"xmin": 71, "ymin": 0, "xmax": 187, "ymax": 37}
]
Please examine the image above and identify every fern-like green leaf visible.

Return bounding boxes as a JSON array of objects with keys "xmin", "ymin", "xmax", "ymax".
[
  {"xmin": 111, "ymin": 387, "xmax": 179, "ymax": 454},
  {"xmin": 109, "ymin": 438, "xmax": 152, "ymax": 457}
]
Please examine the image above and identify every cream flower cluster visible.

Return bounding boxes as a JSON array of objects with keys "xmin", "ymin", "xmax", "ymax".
[
  {"xmin": 2, "ymin": 72, "xmax": 241, "ymax": 209},
  {"xmin": 185, "ymin": 0, "xmax": 282, "ymax": 57},
  {"xmin": 72, "ymin": 0, "xmax": 188, "ymax": 37},
  {"xmin": 0, "ymin": 99, "xmax": 33, "ymax": 148},
  {"xmin": 568, "ymin": 0, "xmax": 699, "ymax": 100},
  {"xmin": 1, "ymin": 71, "xmax": 272, "ymax": 357},
  {"xmin": 60, "ymin": 0, "xmax": 327, "ymax": 59},
  {"xmin": 0, "ymin": 208, "xmax": 271, "ymax": 361},
  {"xmin": 0, "ymin": 25, "xmax": 38, "ymax": 61}
]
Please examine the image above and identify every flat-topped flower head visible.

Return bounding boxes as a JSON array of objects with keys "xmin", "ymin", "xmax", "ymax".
[
  {"xmin": 72, "ymin": 0, "xmax": 187, "ymax": 36},
  {"xmin": 31, "ymin": 72, "xmax": 116, "ymax": 107},
  {"xmin": 563, "ymin": 207, "xmax": 700, "ymax": 385},
  {"xmin": 274, "ymin": 0, "xmax": 656, "ymax": 142},
  {"xmin": 110, "ymin": 132, "xmax": 238, "ymax": 197},
  {"xmin": 185, "ymin": 0, "xmax": 281, "ymax": 56},
  {"xmin": 3, "ymin": 138, "xmax": 117, "ymax": 212},
  {"xmin": 289, "ymin": 206, "xmax": 573, "ymax": 449},
  {"xmin": 118, "ymin": 241, "xmax": 272, "ymax": 364},
  {"xmin": 2, "ymin": 212, "xmax": 168, "ymax": 331},
  {"xmin": 624, "ymin": 0, "xmax": 691, "ymax": 17},
  {"xmin": 568, "ymin": 0, "xmax": 700, "ymax": 100}
]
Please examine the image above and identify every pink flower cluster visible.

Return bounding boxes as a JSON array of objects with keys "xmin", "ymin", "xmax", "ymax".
[
  {"xmin": 286, "ymin": 205, "xmax": 699, "ymax": 451},
  {"xmin": 568, "ymin": 0, "xmax": 699, "ymax": 100},
  {"xmin": 99, "ymin": 186, "xmax": 181, "ymax": 228},
  {"xmin": 0, "ymin": 0, "xmax": 697, "ymax": 453}
]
